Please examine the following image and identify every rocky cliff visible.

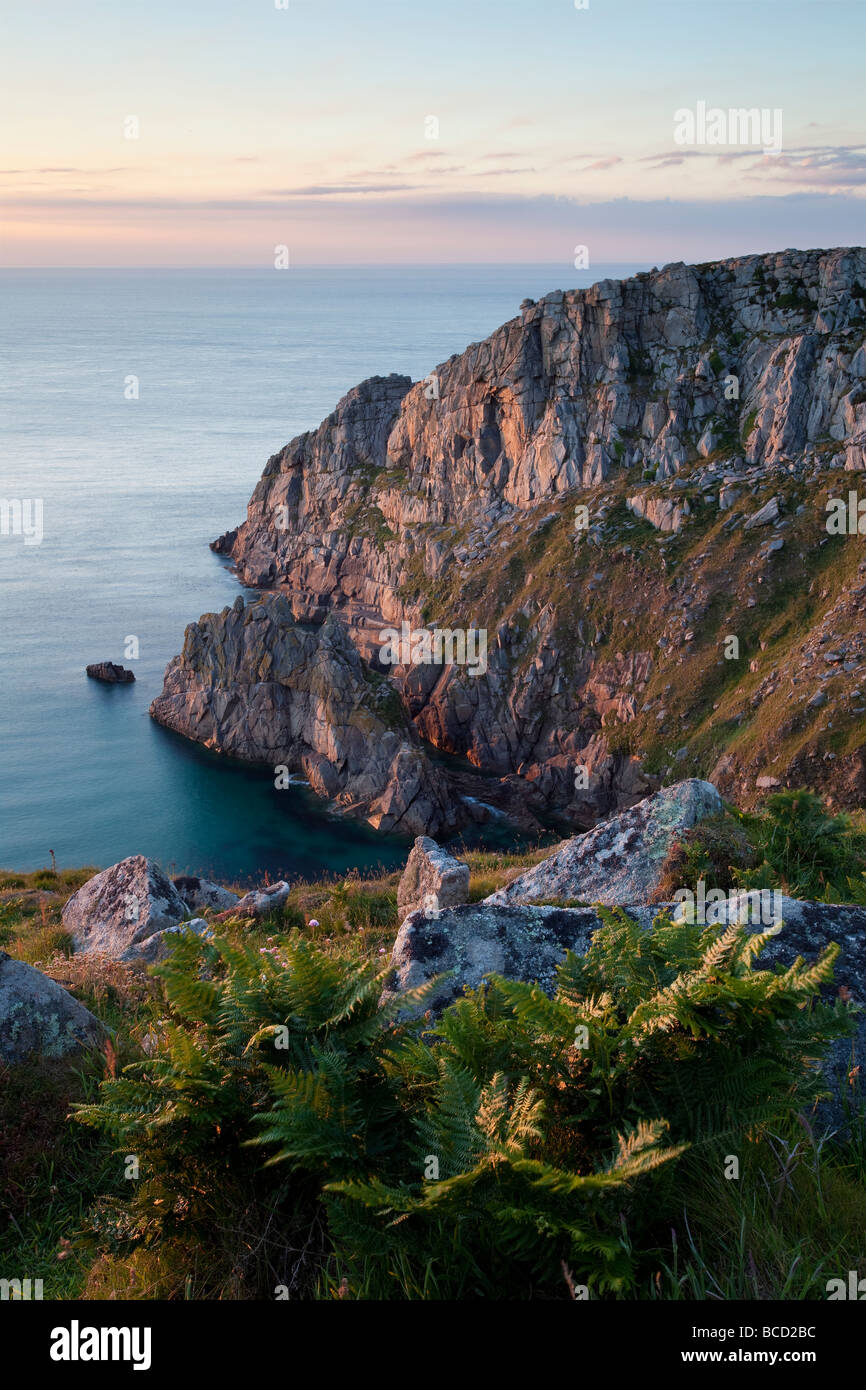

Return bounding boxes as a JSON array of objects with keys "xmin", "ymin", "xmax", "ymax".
[
  {"xmin": 149, "ymin": 593, "xmax": 457, "ymax": 836},
  {"xmin": 160, "ymin": 247, "xmax": 866, "ymax": 829}
]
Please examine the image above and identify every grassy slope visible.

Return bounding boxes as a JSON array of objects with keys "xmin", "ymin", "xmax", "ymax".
[{"xmin": 368, "ymin": 457, "xmax": 866, "ymax": 804}]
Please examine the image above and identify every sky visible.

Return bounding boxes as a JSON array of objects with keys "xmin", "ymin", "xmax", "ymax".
[{"xmin": 1, "ymin": 0, "xmax": 864, "ymax": 266}]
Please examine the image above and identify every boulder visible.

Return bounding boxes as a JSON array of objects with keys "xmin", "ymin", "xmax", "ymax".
[
  {"xmin": 386, "ymin": 902, "xmax": 658, "ymax": 1015},
  {"xmin": 86, "ymin": 662, "xmax": 135, "ymax": 683},
  {"xmin": 485, "ymin": 779, "xmax": 723, "ymax": 907},
  {"xmin": 397, "ymin": 836, "xmax": 470, "ymax": 922},
  {"xmin": 385, "ymin": 893, "xmax": 864, "ymax": 1121},
  {"xmin": 136, "ymin": 918, "xmax": 214, "ymax": 965},
  {"xmin": 626, "ymin": 493, "xmax": 690, "ymax": 533},
  {"xmin": 172, "ymin": 875, "xmax": 239, "ymax": 914},
  {"xmin": 744, "ymin": 496, "xmax": 781, "ymax": 529},
  {"xmin": 0, "ymin": 952, "xmax": 106, "ymax": 1064},
  {"xmin": 61, "ymin": 856, "xmax": 188, "ymax": 961},
  {"xmin": 672, "ymin": 891, "xmax": 866, "ymax": 1124},
  {"xmin": 218, "ymin": 880, "xmax": 292, "ymax": 920}
]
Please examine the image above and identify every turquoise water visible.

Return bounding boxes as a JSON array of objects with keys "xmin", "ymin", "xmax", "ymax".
[{"xmin": 0, "ymin": 265, "xmax": 640, "ymax": 883}]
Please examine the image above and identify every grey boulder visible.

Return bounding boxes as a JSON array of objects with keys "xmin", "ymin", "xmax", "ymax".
[
  {"xmin": 137, "ymin": 918, "xmax": 214, "ymax": 965},
  {"xmin": 173, "ymin": 875, "xmax": 239, "ymax": 914},
  {"xmin": 385, "ymin": 893, "xmax": 864, "ymax": 1120},
  {"xmin": 485, "ymin": 779, "xmax": 723, "ymax": 907},
  {"xmin": 386, "ymin": 902, "xmax": 659, "ymax": 1015},
  {"xmin": 0, "ymin": 951, "xmax": 106, "ymax": 1064},
  {"xmin": 397, "ymin": 836, "xmax": 470, "ymax": 922},
  {"xmin": 222, "ymin": 880, "xmax": 292, "ymax": 919},
  {"xmin": 743, "ymin": 496, "xmax": 781, "ymax": 529},
  {"xmin": 672, "ymin": 891, "xmax": 866, "ymax": 1124},
  {"xmin": 61, "ymin": 855, "xmax": 188, "ymax": 961}
]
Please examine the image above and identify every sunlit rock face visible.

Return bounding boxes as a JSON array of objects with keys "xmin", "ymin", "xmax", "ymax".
[{"xmin": 199, "ymin": 249, "xmax": 866, "ymax": 824}]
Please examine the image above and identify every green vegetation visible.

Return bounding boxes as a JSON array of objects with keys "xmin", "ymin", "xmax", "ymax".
[
  {"xmin": 736, "ymin": 792, "xmax": 866, "ymax": 902},
  {"xmin": 655, "ymin": 810, "xmax": 760, "ymax": 899},
  {"xmin": 67, "ymin": 905, "xmax": 851, "ymax": 1300},
  {"xmin": 772, "ymin": 289, "xmax": 811, "ymax": 314},
  {"xmin": 1, "ymin": 848, "xmax": 861, "ymax": 1301},
  {"xmin": 657, "ymin": 794, "xmax": 866, "ymax": 905}
]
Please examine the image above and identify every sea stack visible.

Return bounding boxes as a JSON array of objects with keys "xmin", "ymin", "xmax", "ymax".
[{"xmin": 86, "ymin": 662, "xmax": 135, "ymax": 683}]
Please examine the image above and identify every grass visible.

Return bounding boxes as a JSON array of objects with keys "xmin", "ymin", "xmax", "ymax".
[
  {"xmin": 645, "ymin": 1119, "xmax": 866, "ymax": 1300},
  {"xmin": 0, "ymin": 1053, "xmax": 126, "ymax": 1298}
]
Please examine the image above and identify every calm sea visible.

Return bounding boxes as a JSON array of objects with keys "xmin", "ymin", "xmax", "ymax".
[{"xmin": 0, "ymin": 265, "xmax": 641, "ymax": 883}]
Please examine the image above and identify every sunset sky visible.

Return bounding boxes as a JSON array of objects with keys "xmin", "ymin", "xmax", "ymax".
[{"xmin": 2, "ymin": 0, "xmax": 864, "ymax": 266}]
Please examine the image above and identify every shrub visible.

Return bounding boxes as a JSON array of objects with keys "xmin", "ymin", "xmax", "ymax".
[
  {"xmin": 74, "ymin": 928, "xmax": 415, "ymax": 1297},
  {"xmin": 0, "ymin": 897, "xmax": 22, "ymax": 947},
  {"xmin": 657, "ymin": 795, "xmax": 866, "ymax": 906},
  {"xmin": 32, "ymin": 870, "xmax": 60, "ymax": 889},
  {"xmin": 734, "ymin": 791, "xmax": 866, "ymax": 902},
  {"xmin": 72, "ymin": 908, "xmax": 851, "ymax": 1300},
  {"xmin": 655, "ymin": 811, "xmax": 759, "ymax": 899}
]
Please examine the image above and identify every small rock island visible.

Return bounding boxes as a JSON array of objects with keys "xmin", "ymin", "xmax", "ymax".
[{"xmin": 86, "ymin": 662, "xmax": 135, "ymax": 683}]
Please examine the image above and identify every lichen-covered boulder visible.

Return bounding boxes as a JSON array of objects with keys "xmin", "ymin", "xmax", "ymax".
[
  {"xmin": 61, "ymin": 856, "xmax": 188, "ymax": 961},
  {"xmin": 673, "ymin": 891, "xmax": 865, "ymax": 1123},
  {"xmin": 485, "ymin": 779, "xmax": 723, "ymax": 907},
  {"xmin": 0, "ymin": 952, "xmax": 106, "ymax": 1064},
  {"xmin": 136, "ymin": 918, "xmax": 214, "ymax": 965},
  {"xmin": 397, "ymin": 836, "xmax": 470, "ymax": 922},
  {"xmin": 385, "ymin": 902, "xmax": 660, "ymax": 1015},
  {"xmin": 173, "ymin": 875, "xmax": 239, "ymax": 914},
  {"xmin": 216, "ymin": 880, "xmax": 292, "ymax": 920},
  {"xmin": 386, "ymin": 891, "xmax": 865, "ymax": 1123}
]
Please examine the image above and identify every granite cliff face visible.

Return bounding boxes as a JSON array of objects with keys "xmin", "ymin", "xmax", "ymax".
[
  {"xmin": 150, "ymin": 593, "xmax": 457, "ymax": 837},
  {"xmin": 159, "ymin": 248, "xmax": 866, "ymax": 829}
]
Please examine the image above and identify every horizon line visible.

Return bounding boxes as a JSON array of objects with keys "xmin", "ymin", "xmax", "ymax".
[
  {"xmin": 0, "ymin": 246, "xmax": 849, "ymax": 272},
  {"xmin": 0, "ymin": 259, "xmax": 653, "ymax": 272}
]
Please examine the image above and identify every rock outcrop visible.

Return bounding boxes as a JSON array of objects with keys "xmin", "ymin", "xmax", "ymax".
[
  {"xmin": 201, "ymin": 248, "xmax": 866, "ymax": 822},
  {"xmin": 397, "ymin": 836, "xmax": 470, "ymax": 921},
  {"xmin": 221, "ymin": 880, "xmax": 292, "ymax": 920},
  {"xmin": 387, "ymin": 902, "xmax": 659, "ymax": 1015},
  {"xmin": 385, "ymin": 892, "xmax": 864, "ymax": 1119},
  {"xmin": 626, "ymin": 493, "xmax": 690, "ymax": 533},
  {"xmin": 0, "ymin": 952, "xmax": 106, "ymax": 1064},
  {"xmin": 485, "ymin": 779, "xmax": 723, "ymax": 907},
  {"xmin": 61, "ymin": 856, "xmax": 189, "ymax": 961},
  {"xmin": 173, "ymin": 876, "xmax": 239, "ymax": 914},
  {"xmin": 150, "ymin": 594, "xmax": 456, "ymax": 837},
  {"xmin": 86, "ymin": 662, "xmax": 135, "ymax": 683}
]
